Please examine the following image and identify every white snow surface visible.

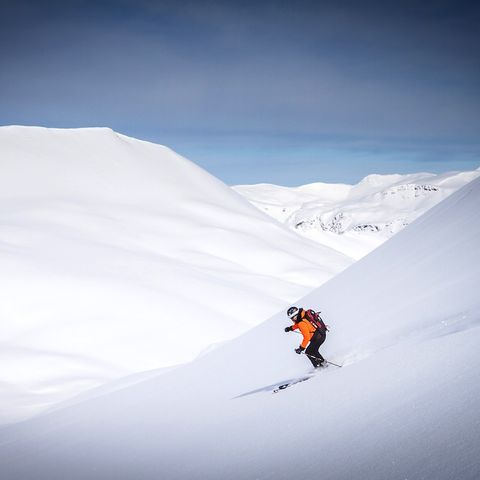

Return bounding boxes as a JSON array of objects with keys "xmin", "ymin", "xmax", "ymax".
[
  {"xmin": 0, "ymin": 126, "xmax": 352, "ymax": 423},
  {"xmin": 0, "ymin": 171, "xmax": 479, "ymax": 479},
  {"xmin": 234, "ymin": 168, "xmax": 480, "ymax": 259}
]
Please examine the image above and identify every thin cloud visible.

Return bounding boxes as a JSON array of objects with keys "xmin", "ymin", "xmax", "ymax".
[{"xmin": 1, "ymin": 0, "xmax": 479, "ymax": 183}]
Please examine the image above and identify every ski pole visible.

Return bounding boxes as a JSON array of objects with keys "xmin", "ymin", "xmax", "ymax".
[
  {"xmin": 324, "ymin": 359, "xmax": 342, "ymax": 368},
  {"xmin": 303, "ymin": 352, "xmax": 342, "ymax": 368},
  {"xmin": 290, "ymin": 330, "xmax": 342, "ymax": 367}
]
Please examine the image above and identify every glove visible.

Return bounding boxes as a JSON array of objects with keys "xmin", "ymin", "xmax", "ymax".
[
  {"xmin": 284, "ymin": 326, "xmax": 293, "ymax": 332},
  {"xmin": 295, "ymin": 346, "xmax": 305, "ymax": 354}
]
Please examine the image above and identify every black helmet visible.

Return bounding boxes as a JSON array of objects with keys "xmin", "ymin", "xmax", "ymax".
[{"xmin": 287, "ymin": 306, "xmax": 299, "ymax": 318}]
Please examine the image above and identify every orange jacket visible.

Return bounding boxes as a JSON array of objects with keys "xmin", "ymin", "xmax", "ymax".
[{"xmin": 291, "ymin": 310, "xmax": 316, "ymax": 348}]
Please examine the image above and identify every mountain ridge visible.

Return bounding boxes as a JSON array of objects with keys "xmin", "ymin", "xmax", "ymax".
[
  {"xmin": 234, "ymin": 168, "xmax": 480, "ymax": 259},
  {"xmin": 0, "ymin": 125, "xmax": 351, "ymax": 423}
]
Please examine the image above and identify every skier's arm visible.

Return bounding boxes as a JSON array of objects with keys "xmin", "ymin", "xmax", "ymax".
[{"xmin": 297, "ymin": 322, "xmax": 310, "ymax": 349}]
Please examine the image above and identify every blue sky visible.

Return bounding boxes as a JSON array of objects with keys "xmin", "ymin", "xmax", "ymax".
[{"xmin": 1, "ymin": 0, "xmax": 479, "ymax": 185}]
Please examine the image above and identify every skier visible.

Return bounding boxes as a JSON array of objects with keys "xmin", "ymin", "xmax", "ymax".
[{"xmin": 284, "ymin": 306, "xmax": 327, "ymax": 368}]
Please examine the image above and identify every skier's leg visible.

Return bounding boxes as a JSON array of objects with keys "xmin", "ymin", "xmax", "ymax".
[
  {"xmin": 305, "ymin": 339, "xmax": 321, "ymax": 367},
  {"xmin": 304, "ymin": 346, "xmax": 319, "ymax": 367},
  {"xmin": 306, "ymin": 331, "xmax": 326, "ymax": 366},
  {"xmin": 316, "ymin": 331, "xmax": 326, "ymax": 362}
]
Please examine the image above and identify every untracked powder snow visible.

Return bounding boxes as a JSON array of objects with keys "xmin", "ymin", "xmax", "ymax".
[
  {"xmin": 0, "ymin": 131, "xmax": 479, "ymax": 479},
  {"xmin": 0, "ymin": 126, "xmax": 352, "ymax": 423}
]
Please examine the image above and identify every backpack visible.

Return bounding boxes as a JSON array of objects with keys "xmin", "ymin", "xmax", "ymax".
[{"xmin": 304, "ymin": 309, "xmax": 329, "ymax": 333}]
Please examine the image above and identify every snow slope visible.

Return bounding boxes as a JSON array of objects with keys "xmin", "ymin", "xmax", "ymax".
[
  {"xmin": 1, "ymin": 172, "xmax": 478, "ymax": 478},
  {"xmin": 234, "ymin": 169, "xmax": 480, "ymax": 259},
  {"xmin": 0, "ymin": 126, "xmax": 352, "ymax": 423}
]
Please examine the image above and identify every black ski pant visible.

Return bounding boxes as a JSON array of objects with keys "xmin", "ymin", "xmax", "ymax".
[{"xmin": 305, "ymin": 330, "xmax": 326, "ymax": 367}]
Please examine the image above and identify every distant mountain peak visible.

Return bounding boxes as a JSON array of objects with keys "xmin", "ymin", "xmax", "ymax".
[{"xmin": 234, "ymin": 169, "xmax": 480, "ymax": 259}]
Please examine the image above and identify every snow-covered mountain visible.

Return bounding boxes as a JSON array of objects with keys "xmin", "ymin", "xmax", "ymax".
[
  {"xmin": 1, "ymin": 171, "xmax": 478, "ymax": 478},
  {"xmin": 234, "ymin": 169, "xmax": 480, "ymax": 259},
  {"xmin": 0, "ymin": 126, "xmax": 352, "ymax": 423}
]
